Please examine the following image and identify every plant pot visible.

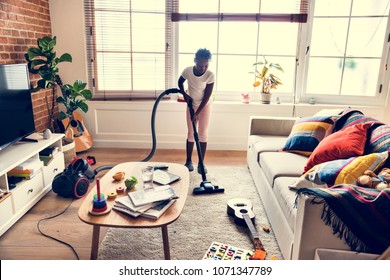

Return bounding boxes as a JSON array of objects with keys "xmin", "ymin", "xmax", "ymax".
[{"xmin": 261, "ymin": 93, "xmax": 272, "ymax": 104}]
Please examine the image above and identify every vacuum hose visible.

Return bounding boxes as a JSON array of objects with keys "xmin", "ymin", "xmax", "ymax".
[{"xmin": 93, "ymin": 88, "xmax": 181, "ymax": 174}]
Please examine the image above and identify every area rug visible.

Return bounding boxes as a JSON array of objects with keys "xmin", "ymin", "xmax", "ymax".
[{"xmin": 98, "ymin": 166, "xmax": 283, "ymax": 260}]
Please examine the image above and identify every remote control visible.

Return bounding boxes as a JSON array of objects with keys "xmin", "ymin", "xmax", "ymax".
[{"xmin": 153, "ymin": 164, "xmax": 169, "ymax": 170}]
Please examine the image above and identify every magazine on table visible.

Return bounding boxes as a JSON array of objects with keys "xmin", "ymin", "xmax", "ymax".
[
  {"xmin": 140, "ymin": 199, "xmax": 176, "ymax": 220},
  {"xmin": 115, "ymin": 195, "xmax": 155, "ymax": 213},
  {"xmin": 112, "ymin": 204, "xmax": 142, "ymax": 218},
  {"xmin": 128, "ymin": 185, "xmax": 178, "ymax": 207}
]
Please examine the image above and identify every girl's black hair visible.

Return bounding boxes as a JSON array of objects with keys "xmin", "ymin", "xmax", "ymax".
[{"xmin": 195, "ymin": 48, "xmax": 212, "ymax": 61}]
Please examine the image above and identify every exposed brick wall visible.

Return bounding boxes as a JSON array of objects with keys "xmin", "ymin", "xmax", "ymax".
[{"xmin": 0, "ymin": 0, "xmax": 57, "ymax": 132}]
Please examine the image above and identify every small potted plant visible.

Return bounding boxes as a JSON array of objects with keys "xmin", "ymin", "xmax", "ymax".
[{"xmin": 252, "ymin": 56, "xmax": 283, "ymax": 104}]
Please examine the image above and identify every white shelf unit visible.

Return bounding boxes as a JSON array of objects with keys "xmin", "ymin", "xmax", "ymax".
[{"xmin": 0, "ymin": 133, "xmax": 65, "ymax": 236}]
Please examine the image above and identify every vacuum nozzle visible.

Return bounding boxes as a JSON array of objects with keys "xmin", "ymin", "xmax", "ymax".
[{"xmin": 193, "ymin": 181, "xmax": 225, "ymax": 195}]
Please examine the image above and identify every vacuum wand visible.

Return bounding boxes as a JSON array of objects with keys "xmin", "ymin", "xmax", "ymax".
[{"xmin": 187, "ymin": 98, "xmax": 224, "ymax": 195}]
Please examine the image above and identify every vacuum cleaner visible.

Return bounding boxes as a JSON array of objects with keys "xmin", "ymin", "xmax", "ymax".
[
  {"xmin": 52, "ymin": 88, "xmax": 223, "ymax": 197},
  {"xmin": 186, "ymin": 98, "xmax": 224, "ymax": 195}
]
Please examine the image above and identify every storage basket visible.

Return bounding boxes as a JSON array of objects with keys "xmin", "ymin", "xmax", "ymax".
[{"xmin": 62, "ymin": 137, "xmax": 76, "ymax": 166}]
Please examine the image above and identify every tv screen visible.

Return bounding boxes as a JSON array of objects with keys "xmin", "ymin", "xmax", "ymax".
[{"xmin": 0, "ymin": 63, "xmax": 36, "ymax": 151}]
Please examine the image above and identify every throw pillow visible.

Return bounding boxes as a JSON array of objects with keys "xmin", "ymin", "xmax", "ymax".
[
  {"xmin": 367, "ymin": 124, "xmax": 390, "ymax": 153},
  {"xmin": 303, "ymin": 123, "xmax": 372, "ymax": 173},
  {"xmin": 289, "ymin": 151, "xmax": 389, "ymax": 190},
  {"xmin": 334, "ymin": 109, "xmax": 381, "ymax": 132},
  {"xmin": 282, "ymin": 115, "xmax": 335, "ymax": 156}
]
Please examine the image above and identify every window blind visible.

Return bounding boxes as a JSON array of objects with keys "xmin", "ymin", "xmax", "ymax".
[
  {"xmin": 84, "ymin": 0, "xmax": 173, "ymax": 100},
  {"xmin": 171, "ymin": 0, "xmax": 309, "ymax": 23}
]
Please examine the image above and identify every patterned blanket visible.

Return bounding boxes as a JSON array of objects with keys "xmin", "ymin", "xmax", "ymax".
[{"xmin": 296, "ymin": 185, "xmax": 390, "ymax": 255}]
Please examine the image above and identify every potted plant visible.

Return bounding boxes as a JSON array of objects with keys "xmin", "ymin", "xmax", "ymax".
[
  {"xmin": 25, "ymin": 36, "xmax": 93, "ymax": 155},
  {"xmin": 252, "ymin": 56, "xmax": 283, "ymax": 104}
]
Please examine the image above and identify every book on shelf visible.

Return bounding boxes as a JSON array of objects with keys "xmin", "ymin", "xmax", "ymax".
[
  {"xmin": 128, "ymin": 185, "xmax": 178, "ymax": 207},
  {"xmin": 12, "ymin": 157, "xmax": 43, "ymax": 172},
  {"xmin": 39, "ymin": 146, "xmax": 59, "ymax": 157}
]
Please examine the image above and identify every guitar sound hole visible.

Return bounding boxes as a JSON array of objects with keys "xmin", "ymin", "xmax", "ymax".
[{"xmin": 239, "ymin": 209, "xmax": 248, "ymax": 214}]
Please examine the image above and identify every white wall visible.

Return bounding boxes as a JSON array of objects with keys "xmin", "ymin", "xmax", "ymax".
[{"xmin": 49, "ymin": 0, "xmax": 389, "ymax": 151}]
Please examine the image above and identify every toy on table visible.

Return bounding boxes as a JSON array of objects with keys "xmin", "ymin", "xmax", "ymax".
[
  {"xmin": 112, "ymin": 172, "xmax": 125, "ymax": 181},
  {"xmin": 89, "ymin": 178, "xmax": 111, "ymax": 215}
]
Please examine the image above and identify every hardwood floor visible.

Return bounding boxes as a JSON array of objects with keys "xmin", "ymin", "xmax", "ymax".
[{"xmin": 0, "ymin": 147, "xmax": 246, "ymax": 260}]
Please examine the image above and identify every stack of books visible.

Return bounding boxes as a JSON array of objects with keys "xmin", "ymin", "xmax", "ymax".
[
  {"xmin": 7, "ymin": 158, "xmax": 43, "ymax": 180},
  {"xmin": 113, "ymin": 185, "xmax": 178, "ymax": 220},
  {"xmin": 39, "ymin": 146, "xmax": 60, "ymax": 166}
]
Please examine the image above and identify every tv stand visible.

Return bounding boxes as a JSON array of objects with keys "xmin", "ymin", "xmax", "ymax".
[
  {"xmin": 19, "ymin": 137, "xmax": 39, "ymax": 143},
  {"xmin": 0, "ymin": 133, "xmax": 65, "ymax": 236}
]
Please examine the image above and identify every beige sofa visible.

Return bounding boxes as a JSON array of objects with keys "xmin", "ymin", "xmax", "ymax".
[{"xmin": 247, "ymin": 116, "xmax": 351, "ymax": 260}]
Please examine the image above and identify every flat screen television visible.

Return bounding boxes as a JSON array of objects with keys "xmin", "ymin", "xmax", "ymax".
[{"xmin": 0, "ymin": 63, "xmax": 36, "ymax": 151}]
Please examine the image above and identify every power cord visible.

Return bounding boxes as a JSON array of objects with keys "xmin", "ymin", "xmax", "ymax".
[{"xmin": 37, "ymin": 194, "xmax": 80, "ymax": 260}]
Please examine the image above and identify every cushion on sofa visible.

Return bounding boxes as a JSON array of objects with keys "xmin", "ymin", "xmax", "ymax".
[
  {"xmin": 289, "ymin": 151, "xmax": 389, "ymax": 189},
  {"xmin": 303, "ymin": 123, "xmax": 372, "ymax": 172},
  {"xmin": 366, "ymin": 124, "xmax": 390, "ymax": 153},
  {"xmin": 334, "ymin": 109, "xmax": 382, "ymax": 132},
  {"xmin": 282, "ymin": 116, "xmax": 335, "ymax": 156},
  {"xmin": 249, "ymin": 135, "xmax": 288, "ymax": 154},
  {"xmin": 259, "ymin": 152, "xmax": 308, "ymax": 187}
]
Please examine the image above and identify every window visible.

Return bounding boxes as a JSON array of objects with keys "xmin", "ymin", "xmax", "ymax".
[
  {"xmin": 301, "ymin": 0, "xmax": 390, "ymax": 105},
  {"xmin": 84, "ymin": 0, "xmax": 390, "ymax": 106},
  {"xmin": 84, "ymin": 0, "xmax": 170, "ymax": 99}
]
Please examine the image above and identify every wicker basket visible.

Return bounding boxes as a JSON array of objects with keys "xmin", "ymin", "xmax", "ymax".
[{"xmin": 62, "ymin": 137, "xmax": 76, "ymax": 166}]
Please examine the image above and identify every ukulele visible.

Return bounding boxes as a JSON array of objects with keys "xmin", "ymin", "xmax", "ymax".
[
  {"xmin": 61, "ymin": 110, "xmax": 93, "ymax": 152},
  {"xmin": 227, "ymin": 198, "xmax": 267, "ymax": 260}
]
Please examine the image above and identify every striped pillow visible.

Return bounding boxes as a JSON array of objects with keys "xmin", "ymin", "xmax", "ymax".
[
  {"xmin": 367, "ymin": 124, "xmax": 390, "ymax": 153},
  {"xmin": 334, "ymin": 109, "xmax": 381, "ymax": 132},
  {"xmin": 282, "ymin": 116, "xmax": 335, "ymax": 156},
  {"xmin": 289, "ymin": 151, "xmax": 389, "ymax": 189}
]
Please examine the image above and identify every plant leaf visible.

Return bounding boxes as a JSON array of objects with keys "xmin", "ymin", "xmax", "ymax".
[
  {"xmin": 57, "ymin": 111, "xmax": 68, "ymax": 121},
  {"xmin": 59, "ymin": 53, "xmax": 72, "ymax": 63}
]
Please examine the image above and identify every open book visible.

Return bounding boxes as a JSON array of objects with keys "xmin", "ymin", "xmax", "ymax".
[{"xmin": 128, "ymin": 185, "xmax": 178, "ymax": 207}]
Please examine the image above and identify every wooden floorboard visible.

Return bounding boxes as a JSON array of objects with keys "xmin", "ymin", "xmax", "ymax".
[{"xmin": 0, "ymin": 148, "xmax": 246, "ymax": 260}]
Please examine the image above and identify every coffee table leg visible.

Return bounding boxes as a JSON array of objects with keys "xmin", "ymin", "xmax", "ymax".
[
  {"xmin": 91, "ymin": 225, "xmax": 100, "ymax": 260},
  {"xmin": 161, "ymin": 225, "xmax": 170, "ymax": 260}
]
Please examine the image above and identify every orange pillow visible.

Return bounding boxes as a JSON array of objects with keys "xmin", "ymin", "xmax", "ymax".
[{"xmin": 303, "ymin": 123, "xmax": 371, "ymax": 173}]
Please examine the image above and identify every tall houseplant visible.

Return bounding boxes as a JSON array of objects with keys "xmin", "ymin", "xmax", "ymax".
[{"xmin": 25, "ymin": 36, "xmax": 92, "ymax": 133}]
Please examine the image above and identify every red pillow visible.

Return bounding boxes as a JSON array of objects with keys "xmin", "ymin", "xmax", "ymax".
[{"xmin": 303, "ymin": 123, "xmax": 371, "ymax": 172}]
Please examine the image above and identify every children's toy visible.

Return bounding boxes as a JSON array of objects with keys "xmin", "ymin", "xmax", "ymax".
[
  {"xmin": 112, "ymin": 172, "xmax": 125, "ymax": 181},
  {"xmin": 124, "ymin": 176, "xmax": 138, "ymax": 190},
  {"xmin": 357, "ymin": 168, "xmax": 390, "ymax": 190},
  {"xmin": 227, "ymin": 198, "xmax": 267, "ymax": 260},
  {"xmin": 203, "ymin": 242, "xmax": 253, "ymax": 260},
  {"xmin": 241, "ymin": 93, "xmax": 250, "ymax": 104},
  {"xmin": 89, "ymin": 178, "xmax": 111, "ymax": 216}
]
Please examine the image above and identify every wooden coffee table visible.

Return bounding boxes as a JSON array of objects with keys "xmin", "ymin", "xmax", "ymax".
[{"xmin": 78, "ymin": 162, "xmax": 189, "ymax": 260}]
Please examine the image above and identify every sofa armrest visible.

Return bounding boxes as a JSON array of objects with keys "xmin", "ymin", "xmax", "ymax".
[
  {"xmin": 249, "ymin": 116, "xmax": 297, "ymax": 137},
  {"xmin": 292, "ymin": 193, "xmax": 350, "ymax": 260}
]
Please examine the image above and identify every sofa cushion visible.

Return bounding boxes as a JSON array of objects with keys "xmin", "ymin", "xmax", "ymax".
[
  {"xmin": 249, "ymin": 135, "xmax": 288, "ymax": 154},
  {"xmin": 259, "ymin": 152, "xmax": 308, "ymax": 187},
  {"xmin": 289, "ymin": 151, "xmax": 389, "ymax": 189},
  {"xmin": 303, "ymin": 123, "xmax": 371, "ymax": 172},
  {"xmin": 273, "ymin": 177, "xmax": 299, "ymax": 232},
  {"xmin": 366, "ymin": 124, "xmax": 390, "ymax": 153},
  {"xmin": 282, "ymin": 116, "xmax": 335, "ymax": 156},
  {"xmin": 334, "ymin": 109, "xmax": 381, "ymax": 132}
]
